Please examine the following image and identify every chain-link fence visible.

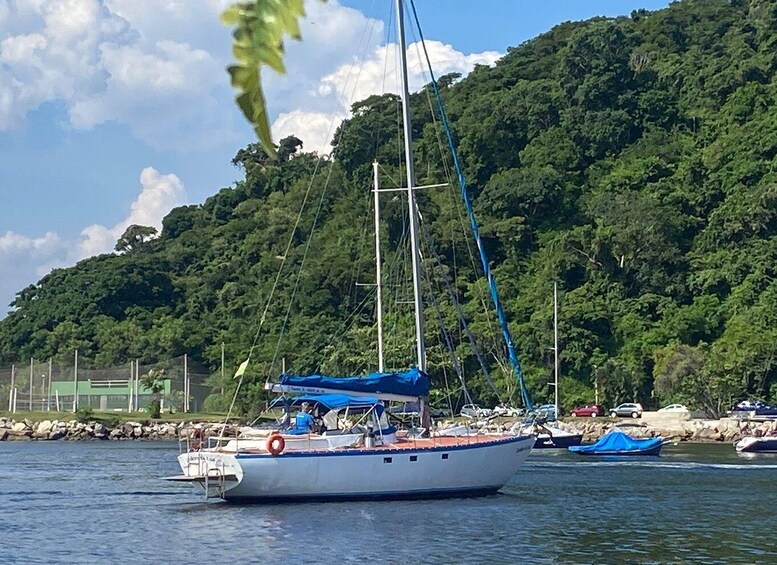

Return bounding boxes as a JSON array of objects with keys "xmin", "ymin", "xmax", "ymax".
[{"xmin": 0, "ymin": 354, "xmax": 213, "ymax": 414}]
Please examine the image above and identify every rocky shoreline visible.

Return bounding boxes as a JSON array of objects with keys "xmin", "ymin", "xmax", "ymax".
[
  {"xmin": 553, "ymin": 417, "xmax": 777, "ymax": 444},
  {"xmin": 0, "ymin": 417, "xmax": 239, "ymax": 442},
  {"xmin": 1, "ymin": 415, "xmax": 775, "ymax": 444}
]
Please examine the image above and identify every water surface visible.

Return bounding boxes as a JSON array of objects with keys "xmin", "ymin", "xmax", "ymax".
[{"xmin": 1, "ymin": 441, "xmax": 774, "ymax": 563}]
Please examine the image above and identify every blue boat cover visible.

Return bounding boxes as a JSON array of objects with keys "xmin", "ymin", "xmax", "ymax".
[
  {"xmin": 278, "ymin": 368, "xmax": 429, "ymax": 397},
  {"xmin": 569, "ymin": 428, "xmax": 662, "ymax": 454}
]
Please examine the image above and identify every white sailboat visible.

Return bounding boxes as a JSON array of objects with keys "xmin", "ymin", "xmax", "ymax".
[
  {"xmin": 530, "ymin": 282, "xmax": 583, "ymax": 449},
  {"xmin": 168, "ymin": 0, "xmax": 534, "ymax": 501}
]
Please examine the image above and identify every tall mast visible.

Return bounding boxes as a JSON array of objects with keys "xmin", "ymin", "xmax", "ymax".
[
  {"xmin": 372, "ymin": 161, "xmax": 385, "ymax": 373},
  {"xmin": 396, "ymin": 0, "xmax": 426, "ymax": 373},
  {"xmin": 553, "ymin": 281, "xmax": 559, "ymax": 416}
]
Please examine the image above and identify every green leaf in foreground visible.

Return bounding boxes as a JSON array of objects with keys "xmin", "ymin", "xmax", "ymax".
[{"xmin": 222, "ymin": 0, "xmax": 308, "ymax": 157}]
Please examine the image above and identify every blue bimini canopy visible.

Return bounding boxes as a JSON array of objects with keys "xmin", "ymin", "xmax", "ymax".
[
  {"xmin": 569, "ymin": 428, "xmax": 663, "ymax": 456},
  {"xmin": 278, "ymin": 368, "xmax": 429, "ymax": 398},
  {"xmin": 274, "ymin": 394, "xmax": 382, "ymax": 413}
]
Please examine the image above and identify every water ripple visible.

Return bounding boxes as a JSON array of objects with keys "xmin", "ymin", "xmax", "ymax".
[{"xmin": 1, "ymin": 441, "xmax": 776, "ymax": 563}]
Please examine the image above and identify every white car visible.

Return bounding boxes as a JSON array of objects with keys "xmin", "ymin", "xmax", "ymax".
[{"xmin": 657, "ymin": 404, "xmax": 690, "ymax": 413}]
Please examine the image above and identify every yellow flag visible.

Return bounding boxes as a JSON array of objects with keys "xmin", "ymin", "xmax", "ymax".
[{"xmin": 234, "ymin": 359, "xmax": 249, "ymax": 379}]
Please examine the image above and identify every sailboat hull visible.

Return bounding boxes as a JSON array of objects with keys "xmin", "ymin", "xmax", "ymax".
[{"xmin": 178, "ymin": 434, "xmax": 533, "ymax": 502}]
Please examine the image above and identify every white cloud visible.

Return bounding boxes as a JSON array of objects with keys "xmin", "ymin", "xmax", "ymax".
[
  {"xmin": 318, "ymin": 40, "xmax": 500, "ymax": 109},
  {"xmin": 1, "ymin": 0, "xmax": 500, "ymax": 152},
  {"xmin": 0, "ymin": 230, "xmax": 62, "ymax": 261},
  {"xmin": 272, "ymin": 109, "xmax": 347, "ymax": 155},
  {"xmin": 105, "ymin": 0, "xmax": 231, "ymax": 57},
  {"xmin": 0, "ymin": 0, "xmax": 131, "ymax": 126},
  {"xmin": 0, "ymin": 231, "xmax": 67, "ymax": 310},
  {"xmin": 0, "ymin": 166, "xmax": 185, "ymax": 312},
  {"xmin": 0, "ymin": 0, "xmax": 232, "ymax": 149},
  {"xmin": 69, "ymin": 40, "xmax": 228, "ymax": 149},
  {"xmin": 78, "ymin": 166, "xmax": 186, "ymax": 257},
  {"xmin": 267, "ymin": 7, "xmax": 502, "ymax": 151}
]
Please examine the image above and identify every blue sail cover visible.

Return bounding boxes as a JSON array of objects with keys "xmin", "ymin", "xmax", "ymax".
[
  {"xmin": 278, "ymin": 368, "xmax": 429, "ymax": 397},
  {"xmin": 569, "ymin": 428, "xmax": 663, "ymax": 456}
]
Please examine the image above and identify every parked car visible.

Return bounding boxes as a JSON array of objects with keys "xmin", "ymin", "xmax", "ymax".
[
  {"xmin": 492, "ymin": 404, "xmax": 525, "ymax": 418},
  {"xmin": 730, "ymin": 400, "xmax": 777, "ymax": 416},
  {"xmin": 731, "ymin": 400, "xmax": 761, "ymax": 411},
  {"xmin": 535, "ymin": 404, "xmax": 558, "ymax": 422},
  {"xmin": 570, "ymin": 404, "xmax": 605, "ymax": 418},
  {"xmin": 430, "ymin": 406, "xmax": 452, "ymax": 418},
  {"xmin": 610, "ymin": 403, "xmax": 643, "ymax": 419},
  {"xmin": 460, "ymin": 404, "xmax": 492, "ymax": 419},
  {"xmin": 754, "ymin": 404, "xmax": 777, "ymax": 416},
  {"xmin": 657, "ymin": 404, "xmax": 689, "ymax": 413}
]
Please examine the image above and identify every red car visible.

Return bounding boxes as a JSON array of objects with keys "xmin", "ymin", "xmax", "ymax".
[{"xmin": 570, "ymin": 404, "xmax": 605, "ymax": 417}]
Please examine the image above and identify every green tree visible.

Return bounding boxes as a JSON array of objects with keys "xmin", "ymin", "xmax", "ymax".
[
  {"xmin": 141, "ymin": 368, "xmax": 166, "ymax": 418},
  {"xmin": 115, "ymin": 225, "xmax": 158, "ymax": 253}
]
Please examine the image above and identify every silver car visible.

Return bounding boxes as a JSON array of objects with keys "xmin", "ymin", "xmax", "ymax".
[
  {"xmin": 610, "ymin": 403, "xmax": 643, "ymax": 418},
  {"xmin": 460, "ymin": 404, "xmax": 492, "ymax": 419}
]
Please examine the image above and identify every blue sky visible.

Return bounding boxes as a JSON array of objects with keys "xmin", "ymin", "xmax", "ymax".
[{"xmin": 0, "ymin": 0, "xmax": 670, "ymax": 316}]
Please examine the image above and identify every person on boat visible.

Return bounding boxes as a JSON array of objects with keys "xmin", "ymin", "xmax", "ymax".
[{"xmin": 288, "ymin": 402, "xmax": 315, "ymax": 435}]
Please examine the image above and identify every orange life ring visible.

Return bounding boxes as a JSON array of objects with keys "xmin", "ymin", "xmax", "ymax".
[{"xmin": 267, "ymin": 433, "xmax": 285, "ymax": 456}]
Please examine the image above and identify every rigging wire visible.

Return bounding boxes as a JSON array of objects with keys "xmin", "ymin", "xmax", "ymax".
[
  {"xmin": 399, "ymin": 15, "xmax": 505, "ymax": 401},
  {"xmin": 375, "ymin": 0, "xmax": 396, "ymax": 160},
  {"xmin": 422, "ymin": 244, "xmax": 473, "ymax": 406},
  {"xmin": 346, "ymin": 186, "xmax": 374, "ymax": 307},
  {"xmin": 217, "ymin": 1, "xmax": 383, "ymax": 438},
  {"xmin": 408, "ymin": 0, "xmax": 532, "ymax": 410},
  {"xmin": 415, "ymin": 33, "xmax": 501, "ymax": 350},
  {"xmin": 418, "ymin": 208, "xmax": 503, "ymax": 402},
  {"xmin": 313, "ymin": 288, "xmax": 380, "ymax": 371},
  {"xmin": 336, "ymin": 0, "xmax": 396, "ymax": 341},
  {"xmin": 405, "ymin": 17, "xmax": 507, "ymax": 383},
  {"xmin": 269, "ymin": 1, "xmax": 381, "ymax": 375},
  {"xmin": 385, "ymin": 209, "xmax": 411, "ymax": 372}
]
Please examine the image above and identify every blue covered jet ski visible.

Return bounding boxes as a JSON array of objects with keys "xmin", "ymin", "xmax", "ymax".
[{"xmin": 569, "ymin": 428, "xmax": 663, "ymax": 456}]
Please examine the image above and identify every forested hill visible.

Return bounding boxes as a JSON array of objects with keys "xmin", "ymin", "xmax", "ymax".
[{"xmin": 2, "ymin": 0, "xmax": 777, "ymax": 416}]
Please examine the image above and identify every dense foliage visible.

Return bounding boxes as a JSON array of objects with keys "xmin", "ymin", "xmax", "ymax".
[{"xmin": 2, "ymin": 0, "xmax": 777, "ymax": 416}]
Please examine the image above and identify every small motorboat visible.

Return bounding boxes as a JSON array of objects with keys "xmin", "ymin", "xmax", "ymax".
[
  {"xmin": 533, "ymin": 424, "xmax": 583, "ymax": 449},
  {"xmin": 735, "ymin": 435, "xmax": 777, "ymax": 453},
  {"xmin": 569, "ymin": 428, "xmax": 663, "ymax": 456}
]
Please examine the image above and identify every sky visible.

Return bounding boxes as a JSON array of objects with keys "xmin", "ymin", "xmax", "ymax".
[{"xmin": 0, "ymin": 0, "xmax": 671, "ymax": 317}]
